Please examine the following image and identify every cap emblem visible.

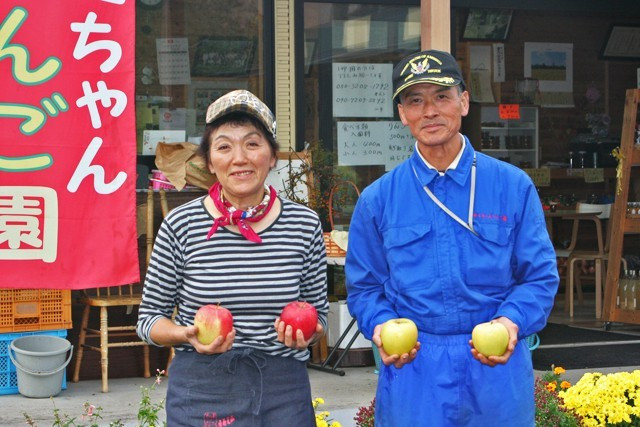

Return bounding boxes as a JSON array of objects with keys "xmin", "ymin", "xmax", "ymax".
[{"xmin": 410, "ymin": 57, "xmax": 430, "ymax": 76}]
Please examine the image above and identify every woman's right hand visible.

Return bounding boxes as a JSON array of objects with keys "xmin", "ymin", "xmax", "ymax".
[{"xmin": 185, "ymin": 325, "xmax": 236, "ymax": 354}]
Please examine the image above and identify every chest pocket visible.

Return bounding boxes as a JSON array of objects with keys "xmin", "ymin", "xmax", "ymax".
[
  {"xmin": 464, "ymin": 221, "xmax": 514, "ymax": 286},
  {"xmin": 382, "ymin": 223, "xmax": 434, "ymax": 290}
]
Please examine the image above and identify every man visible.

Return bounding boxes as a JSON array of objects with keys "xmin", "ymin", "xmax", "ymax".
[{"xmin": 345, "ymin": 49, "xmax": 558, "ymax": 426}]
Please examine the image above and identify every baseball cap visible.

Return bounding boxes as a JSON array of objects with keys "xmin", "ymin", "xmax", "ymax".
[
  {"xmin": 205, "ymin": 89, "xmax": 277, "ymax": 140},
  {"xmin": 392, "ymin": 49, "xmax": 466, "ymax": 103}
]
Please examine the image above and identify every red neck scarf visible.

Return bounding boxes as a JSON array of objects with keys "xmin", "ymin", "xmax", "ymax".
[{"xmin": 206, "ymin": 181, "xmax": 277, "ymax": 243}]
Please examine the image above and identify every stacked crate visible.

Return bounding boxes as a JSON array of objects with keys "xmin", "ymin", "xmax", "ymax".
[{"xmin": 0, "ymin": 289, "xmax": 72, "ymax": 395}]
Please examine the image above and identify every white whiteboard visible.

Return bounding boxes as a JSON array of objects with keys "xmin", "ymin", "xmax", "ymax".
[
  {"xmin": 337, "ymin": 121, "xmax": 414, "ymax": 170},
  {"xmin": 332, "ymin": 63, "xmax": 394, "ymax": 118}
]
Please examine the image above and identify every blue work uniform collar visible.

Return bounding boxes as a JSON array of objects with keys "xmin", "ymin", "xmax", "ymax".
[{"xmin": 410, "ymin": 135, "xmax": 476, "ymax": 188}]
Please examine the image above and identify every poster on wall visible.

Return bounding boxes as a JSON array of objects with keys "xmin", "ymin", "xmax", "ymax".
[
  {"xmin": 524, "ymin": 42, "xmax": 574, "ymax": 107},
  {"xmin": 493, "ymin": 43, "xmax": 506, "ymax": 83},
  {"xmin": 332, "ymin": 63, "xmax": 394, "ymax": 118},
  {"xmin": 468, "ymin": 44, "xmax": 495, "ymax": 103},
  {"xmin": 0, "ymin": 2, "xmax": 139, "ymax": 289}
]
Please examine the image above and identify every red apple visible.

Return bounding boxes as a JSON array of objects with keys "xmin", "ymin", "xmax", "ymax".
[
  {"xmin": 193, "ymin": 304, "xmax": 233, "ymax": 345},
  {"xmin": 279, "ymin": 301, "xmax": 318, "ymax": 341}
]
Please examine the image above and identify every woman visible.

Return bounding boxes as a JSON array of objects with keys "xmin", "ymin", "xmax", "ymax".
[{"xmin": 137, "ymin": 89, "xmax": 329, "ymax": 426}]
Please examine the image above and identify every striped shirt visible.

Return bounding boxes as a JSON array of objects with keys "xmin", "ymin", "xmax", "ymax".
[{"xmin": 137, "ymin": 196, "xmax": 329, "ymax": 362}]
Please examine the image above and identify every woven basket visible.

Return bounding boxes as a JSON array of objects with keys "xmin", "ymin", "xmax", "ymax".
[
  {"xmin": 323, "ymin": 232, "xmax": 346, "ymax": 257},
  {"xmin": 323, "ymin": 181, "xmax": 360, "ymax": 257}
]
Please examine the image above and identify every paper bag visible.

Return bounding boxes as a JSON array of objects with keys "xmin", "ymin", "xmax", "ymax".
[{"xmin": 155, "ymin": 142, "xmax": 216, "ymax": 190}]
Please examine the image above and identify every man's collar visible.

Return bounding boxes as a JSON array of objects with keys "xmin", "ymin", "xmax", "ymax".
[
  {"xmin": 416, "ymin": 134, "xmax": 466, "ymax": 176},
  {"xmin": 411, "ymin": 135, "xmax": 474, "ymax": 187}
]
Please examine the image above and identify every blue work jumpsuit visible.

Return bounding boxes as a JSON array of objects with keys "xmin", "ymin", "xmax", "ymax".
[{"xmin": 345, "ymin": 139, "xmax": 558, "ymax": 427}]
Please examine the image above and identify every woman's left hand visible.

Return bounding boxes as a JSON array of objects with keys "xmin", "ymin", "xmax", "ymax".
[{"xmin": 274, "ymin": 318, "xmax": 325, "ymax": 350}]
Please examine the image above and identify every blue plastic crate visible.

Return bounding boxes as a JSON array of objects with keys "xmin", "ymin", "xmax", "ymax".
[{"xmin": 0, "ymin": 329, "xmax": 68, "ymax": 395}]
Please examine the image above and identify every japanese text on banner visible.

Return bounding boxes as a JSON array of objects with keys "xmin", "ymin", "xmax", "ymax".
[{"xmin": 0, "ymin": 1, "xmax": 138, "ymax": 289}]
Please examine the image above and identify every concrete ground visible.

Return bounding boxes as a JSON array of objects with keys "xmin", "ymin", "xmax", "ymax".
[
  {"xmin": 0, "ymin": 366, "xmax": 378, "ymax": 426},
  {"xmin": 3, "ymin": 294, "xmax": 640, "ymax": 426},
  {"xmin": 2, "ymin": 362, "xmax": 639, "ymax": 426}
]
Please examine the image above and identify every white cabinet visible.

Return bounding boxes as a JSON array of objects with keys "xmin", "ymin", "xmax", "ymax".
[{"xmin": 479, "ymin": 106, "xmax": 539, "ymax": 168}]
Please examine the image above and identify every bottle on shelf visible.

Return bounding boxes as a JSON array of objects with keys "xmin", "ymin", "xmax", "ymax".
[
  {"xmin": 634, "ymin": 270, "xmax": 640, "ymax": 311},
  {"xmin": 619, "ymin": 270, "xmax": 629, "ymax": 309},
  {"xmin": 626, "ymin": 270, "xmax": 636, "ymax": 310},
  {"xmin": 578, "ymin": 151, "xmax": 587, "ymax": 169}
]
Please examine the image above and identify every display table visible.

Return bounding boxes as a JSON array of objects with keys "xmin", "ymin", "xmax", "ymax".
[
  {"xmin": 544, "ymin": 209, "xmax": 602, "ymax": 242},
  {"xmin": 326, "ymin": 256, "xmax": 345, "ymax": 266}
]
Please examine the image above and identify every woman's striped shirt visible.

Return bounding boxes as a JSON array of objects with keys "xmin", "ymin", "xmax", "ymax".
[{"xmin": 136, "ymin": 196, "xmax": 329, "ymax": 362}]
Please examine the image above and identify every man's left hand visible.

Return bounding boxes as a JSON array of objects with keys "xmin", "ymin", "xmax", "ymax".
[{"xmin": 469, "ymin": 316, "xmax": 519, "ymax": 367}]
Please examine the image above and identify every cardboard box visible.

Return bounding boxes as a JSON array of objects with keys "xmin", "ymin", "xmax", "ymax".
[{"xmin": 327, "ymin": 301, "xmax": 370, "ymax": 349}]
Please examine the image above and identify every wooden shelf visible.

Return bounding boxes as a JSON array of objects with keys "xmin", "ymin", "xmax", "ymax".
[
  {"xmin": 481, "ymin": 149, "xmax": 537, "ymax": 153},
  {"xmin": 633, "ymin": 147, "xmax": 640, "ymax": 165},
  {"xmin": 624, "ymin": 218, "xmax": 640, "ymax": 233},
  {"xmin": 603, "ymin": 88, "xmax": 640, "ymax": 324},
  {"xmin": 605, "ymin": 309, "xmax": 640, "ymax": 325},
  {"xmin": 548, "ymin": 168, "xmax": 616, "ymax": 180}
]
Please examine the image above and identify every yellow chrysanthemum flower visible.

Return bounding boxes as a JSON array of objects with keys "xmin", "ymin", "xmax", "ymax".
[
  {"xmin": 313, "ymin": 396, "xmax": 340, "ymax": 427},
  {"xmin": 558, "ymin": 370, "xmax": 640, "ymax": 427}
]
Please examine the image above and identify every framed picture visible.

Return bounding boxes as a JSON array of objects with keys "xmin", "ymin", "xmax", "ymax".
[
  {"xmin": 524, "ymin": 42, "xmax": 574, "ymax": 107},
  {"xmin": 462, "ymin": 9, "xmax": 513, "ymax": 41},
  {"xmin": 601, "ymin": 25, "xmax": 640, "ymax": 60},
  {"xmin": 187, "ymin": 79, "xmax": 248, "ymax": 126},
  {"xmin": 192, "ymin": 37, "xmax": 256, "ymax": 77},
  {"xmin": 304, "ymin": 39, "xmax": 317, "ymax": 76},
  {"xmin": 524, "ymin": 42, "xmax": 573, "ymax": 93}
]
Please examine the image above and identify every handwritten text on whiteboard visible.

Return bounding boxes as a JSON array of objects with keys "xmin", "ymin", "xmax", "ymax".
[
  {"xmin": 332, "ymin": 63, "xmax": 393, "ymax": 118},
  {"xmin": 337, "ymin": 121, "xmax": 414, "ymax": 170}
]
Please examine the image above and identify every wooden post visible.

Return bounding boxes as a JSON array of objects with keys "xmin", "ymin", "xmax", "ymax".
[{"xmin": 421, "ymin": 0, "xmax": 451, "ymax": 51}]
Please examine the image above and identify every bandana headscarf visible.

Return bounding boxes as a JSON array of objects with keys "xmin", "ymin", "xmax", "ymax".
[{"xmin": 206, "ymin": 181, "xmax": 277, "ymax": 243}]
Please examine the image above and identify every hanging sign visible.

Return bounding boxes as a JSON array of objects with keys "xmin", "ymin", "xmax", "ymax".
[
  {"xmin": 524, "ymin": 168, "xmax": 551, "ymax": 187},
  {"xmin": 499, "ymin": 104, "xmax": 521, "ymax": 120},
  {"xmin": 0, "ymin": 1, "xmax": 139, "ymax": 289}
]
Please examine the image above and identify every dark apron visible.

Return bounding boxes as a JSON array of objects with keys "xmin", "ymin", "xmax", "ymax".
[{"xmin": 166, "ymin": 347, "xmax": 315, "ymax": 427}]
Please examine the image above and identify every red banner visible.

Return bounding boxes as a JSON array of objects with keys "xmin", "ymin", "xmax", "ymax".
[{"xmin": 0, "ymin": 1, "xmax": 139, "ymax": 289}]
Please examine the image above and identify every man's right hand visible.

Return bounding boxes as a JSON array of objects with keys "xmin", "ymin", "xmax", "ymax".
[{"xmin": 372, "ymin": 323, "xmax": 420, "ymax": 369}]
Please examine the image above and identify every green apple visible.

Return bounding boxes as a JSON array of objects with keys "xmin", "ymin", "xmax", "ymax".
[
  {"xmin": 471, "ymin": 321, "xmax": 509, "ymax": 356},
  {"xmin": 380, "ymin": 318, "xmax": 418, "ymax": 356}
]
